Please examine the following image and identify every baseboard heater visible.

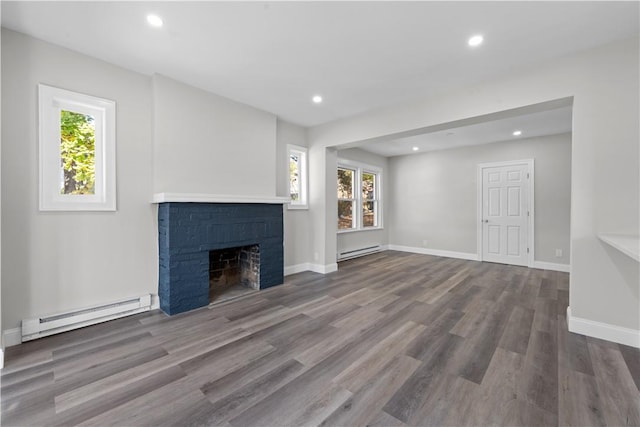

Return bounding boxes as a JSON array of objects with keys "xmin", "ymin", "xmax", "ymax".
[
  {"xmin": 21, "ymin": 294, "xmax": 152, "ymax": 342},
  {"xmin": 338, "ymin": 245, "xmax": 382, "ymax": 261}
]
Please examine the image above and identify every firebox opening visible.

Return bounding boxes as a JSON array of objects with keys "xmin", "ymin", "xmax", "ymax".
[{"xmin": 209, "ymin": 244, "xmax": 260, "ymax": 304}]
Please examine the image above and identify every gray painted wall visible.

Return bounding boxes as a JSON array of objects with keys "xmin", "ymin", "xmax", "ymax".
[
  {"xmin": 387, "ymin": 133, "xmax": 571, "ymax": 264},
  {"xmin": 1, "ymin": 26, "xmax": 637, "ymax": 347},
  {"xmin": 0, "ymin": 30, "xmax": 288, "ymax": 332},
  {"xmin": 152, "ymin": 74, "xmax": 277, "ymax": 196},
  {"xmin": 308, "ymin": 37, "xmax": 639, "ymax": 332},
  {"xmin": 1, "ymin": 29, "xmax": 157, "ymax": 330},
  {"xmin": 276, "ymin": 119, "xmax": 311, "ymax": 268}
]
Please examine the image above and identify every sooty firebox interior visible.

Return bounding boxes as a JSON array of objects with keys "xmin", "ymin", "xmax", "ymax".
[{"xmin": 209, "ymin": 244, "xmax": 260, "ymax": 303}]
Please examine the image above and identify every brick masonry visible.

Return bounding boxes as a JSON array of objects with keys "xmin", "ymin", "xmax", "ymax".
[{"xmin": 158, "ymin": 203, "xmax": 284, "ymax": 315}]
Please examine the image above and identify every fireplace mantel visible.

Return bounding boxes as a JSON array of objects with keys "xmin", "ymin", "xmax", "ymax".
[{"xmin": 152, "ymin": 193, "xmax": 290, "ymax": 204}]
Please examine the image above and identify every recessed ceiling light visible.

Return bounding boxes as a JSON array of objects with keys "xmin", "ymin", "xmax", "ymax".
[
  {"xmin": 412, "ymin": 146, "xmax": 419, "ymax": 151},
  {"xmin": 513, "ymin": 130, "xmax": 522, "ymax": 136},
  {"xmin": 468, "ymin": 34, "xmax": 484, "ymax": 47},
  {"xmin": 147, "ymin": 14, "xmax": 163, "ymax": 28},
  {"xmin": 312, "ymin": 95, "xmax": 323, "ymax": 104}
]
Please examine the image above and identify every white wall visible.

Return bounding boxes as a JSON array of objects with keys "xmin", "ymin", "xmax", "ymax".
[
  {"xmin": 1, "ymin": 29, "xmax": 157, "ymax": 331},
  {"xmin": 0, "ymin": 25, "xmax": 4, "ymax": 365},
  {"xmin": 276, "ymin": 119, "xmax": 310, "ymax": 270},
  {"xmin": 308, "ymin": 145, "xmax": 338, "ymax": 270},
  {"xmin": 308, "ymin": 37, "xmax": 639, "ymax": 334},
  {"xmin": 336, "ymin": 148, "xmax": 389, "ymax": 256},
  {"xmin": 152, "ymin": 74, "xmax": 277, "ymax": 196},
  {"xmin": 387, "ymin": 133, "xmax": 571, "ymax": 264},
  {"xmin": 0, "ymin": 30, "xmax": 289, "ymax": 335}
]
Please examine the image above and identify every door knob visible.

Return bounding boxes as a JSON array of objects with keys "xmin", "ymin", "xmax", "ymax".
[{"xmin": 482, "ymin": 219, "xmax": 488, "ymax": 223}]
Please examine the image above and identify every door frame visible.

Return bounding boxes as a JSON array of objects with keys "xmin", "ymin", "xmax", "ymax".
[{"xmin": 476, "ymin": 159, "xmax": 535, "ymax": 268}]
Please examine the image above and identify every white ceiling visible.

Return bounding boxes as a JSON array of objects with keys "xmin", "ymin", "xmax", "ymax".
[
  {"xmin": 359, "ymin": 105, "xmax": 573, "ymax": 157},
  {"xmin": 2, "ymin": 2, "xmax": 638, "ymax": 128}
]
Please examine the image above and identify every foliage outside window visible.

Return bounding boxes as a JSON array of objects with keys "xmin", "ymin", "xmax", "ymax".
[
  {"xmin": 60, "ymin": 110, "xmax": 96, "ymax": 195},
  {"xmin": 39, "ymin": 84, "xmax": 116, "ymax": 211},
  {"xmin": 362, "ymin": 171, "xmax": 379, "ymax": 227},
  {"xmin": 287, "ymin": 144, "xmax": 308, "ymax": 209},
  {"xmin": 338, "ymin": 167, "xmax": 356, "ymax": 229},
  {"xmin": 337, "ymin": 160, "xmax": 382, "ymax": 231}
]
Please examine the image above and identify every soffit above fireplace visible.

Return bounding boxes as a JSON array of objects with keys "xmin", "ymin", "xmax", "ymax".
[{"xmin": 152, "ymin": 193, "xmax": 291, "ymax": 204}]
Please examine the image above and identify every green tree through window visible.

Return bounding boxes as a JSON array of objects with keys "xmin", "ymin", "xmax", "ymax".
[
  {"xmin": 338, "ymin": 168, "xmax": 355, "ymax": 229},
  {"xmin": 60, "ymin": 110, "xmax": 96, "ymax": 195},
  {"xmin": 289, "ymin": 153, "xmax": 300, "ymax": 201}
]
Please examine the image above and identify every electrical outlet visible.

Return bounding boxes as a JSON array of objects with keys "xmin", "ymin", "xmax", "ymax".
[
  {"xmin": 555, "ymin": 249, "xmax": 563, "ymax": 258},
  {"xmin": 423, "ymin": 240, "xmax": 429, "ymax": 247},
  {"xmin": 314, "ymin": 252, "xmax": 319, "ymax": 261}
]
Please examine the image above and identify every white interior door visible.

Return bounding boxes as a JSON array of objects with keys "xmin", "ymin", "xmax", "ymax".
[{"xmin": 480, "ymin": 161, "xmax": 531, "ymax": 267}]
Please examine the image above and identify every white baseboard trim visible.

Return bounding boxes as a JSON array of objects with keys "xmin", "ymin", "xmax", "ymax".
[
  {"xmin": 308, "ymin": 263, "xmax": 338, "ymax": 274},
  {"xmin": 151, "ymin": 294, "xmax": 160, "ymax": 310},
  {"xmin": 387, "ymin": 245, "xmax": 479, "ymax": 261},
  {"xmin": 3, "ymin": 328, "xmax": 21, "ymax": 348},
  {"xmin": 532, "ymin": 261, "xmax": 570, "ymax": 273},
  {"xmin": 567, "ymin": 306, "xmax": 640, "ymax": 348},
  {"xmin": 284, "ymin": 262, "xmax": 338, "ymax": 275},
  {"xmin": 284, "ymin": 263, "xmax": 310, "ymax": 276}
]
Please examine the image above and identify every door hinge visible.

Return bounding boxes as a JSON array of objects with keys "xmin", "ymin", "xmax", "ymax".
[
  {"xmin": 527, "ymin": 211, "xmax": 530, "ymax": 217},
  {"xmin": 527, "ymin": 173, "xmax": 530, "ymax": 179},
  {"xmin": 527, "ymin": 248, "xmax": 530, "ymax": 254}
]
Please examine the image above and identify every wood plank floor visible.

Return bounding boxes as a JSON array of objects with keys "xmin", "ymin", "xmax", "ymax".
[{"xmin": 2, "ymin": 251, "xmax": 639, "ymax": 426}]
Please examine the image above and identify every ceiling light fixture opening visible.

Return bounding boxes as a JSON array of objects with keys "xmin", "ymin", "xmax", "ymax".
[
  {"xmin": 513, "ymin": 130, "xmax": 522, "ymax": 136},
  {"xmin": 147, "ymin": 14, "xmax": 163, "ymax": 28},
  {"xmin": 468, "ymin": 34, "xmax": 484, "ymax": 47},
  {"xmin": 412, "ymin": 146, "xmax": 419, "ymax": 151},
  {"xmin": 312, "ymin": 95, "xmax": 323, "ymax": 104}
]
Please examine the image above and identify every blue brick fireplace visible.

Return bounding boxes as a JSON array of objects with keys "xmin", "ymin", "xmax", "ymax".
[{"xmin": 158, "ymin": 202, "xmax": 284, "ymax": 315}]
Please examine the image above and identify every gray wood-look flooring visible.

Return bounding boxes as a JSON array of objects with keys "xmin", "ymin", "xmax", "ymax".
[{"xmin": 2, "ymin": 251, "xmax": 639, "ymax": 426}]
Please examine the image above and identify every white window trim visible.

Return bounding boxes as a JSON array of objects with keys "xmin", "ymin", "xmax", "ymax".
[
  {"xmin": 337, "ymin": 158, "xmax": 383, "ymax": 233},
  {"xmin": 38, "ymin": 84, "xmax": 116, "ymax": 211},
  {"xmin": 287, "ymin": 144, "xmax": 308, "ymax": 210}
]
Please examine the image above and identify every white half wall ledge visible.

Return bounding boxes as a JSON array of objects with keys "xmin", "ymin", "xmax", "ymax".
[
  {"xmin": 598, "ymin": 233, "xmax": 640, "ymax": 262},
  {"xmin": 152, "ymin": 193, "xmax": 291, "ymax": 204},
  {"xmin": 0, "ymin": 349, "xmax": 4, "ymax": 370},
  {"xmin": 567, "ymin": 307, "xmax": 640, "ymax": 348},
  {"xmin": 387, "ymin": 245, "xmax": 479, "ymax": 261}
]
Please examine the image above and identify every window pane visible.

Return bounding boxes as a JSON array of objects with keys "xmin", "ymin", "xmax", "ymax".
[
  {"xmin": 363, "ymin": 201, "xmax": 377, "ymax": 227},
  {"xmin": 60, "ymin": 110, "xmax": 95, "ymax": 195},
  {"xmin": 338, "ymin": 168, "xmax": 354, "ymax": 198},
  {"xmin": 362, "ymin": 172, "xmax": 375, "ymax": 200},
  {"xmin": 289, "ymin": 153, "xmax": 300, "ymax": 201},
  {"xmin": 338, "ymin": 200, "xmax": 354, "ymax": 229}
]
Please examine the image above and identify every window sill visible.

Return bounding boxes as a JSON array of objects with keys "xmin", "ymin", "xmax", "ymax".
[
  {"xmin": 287, "ymin": 204, "xmax": 309, "ymax": 211},
  {"xmin": 337, "ymin": 227, "xmax": 384, "ymax": 234}
]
